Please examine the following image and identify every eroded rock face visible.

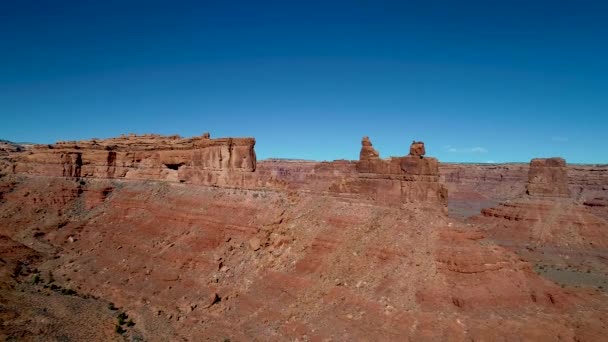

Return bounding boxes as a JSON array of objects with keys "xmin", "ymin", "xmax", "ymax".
[
  {"xmin": 1, "ymin": 133, "xmax": 607, "ymax": 340},
  {"xmin": 0, "ymin": 140, "xmax": 23, "ymax": 156},
  {"xmin": 353, "ymin": 136, "xmax": 447, "ymax": 207},
  {"xmin": 471, "ymin": 157, "xmax": 608, "ymax": 249},
  {"xmin": 526, "ymin": 157, "xmax": 570, "ymax": 197},
  {"xmin": 359, "ymin": 136, "xmax": 380, "ymax": 160},
  {"xmin": 440, "ymin": 161, "xmax": 608, "ymax": 218},
  {"xmin": 409, "ymin": 141, "xmax": 425, "ymax": 157},
  {"xmin": 0, "ymin": 174, "xmax": 605, "ymax": 341},
  {"xmin": 10, "ymin": 134, "xmax": 257, "ymax": 182},
  {"xmin": 5, "ymin": 134, "xmax": 448, "ymax": 209}
]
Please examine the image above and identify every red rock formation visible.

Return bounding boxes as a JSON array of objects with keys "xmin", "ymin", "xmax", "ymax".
[
  {"xmin": 439, "ymin": 162, "xmax": 608, "ymax": 218},
  {"xmin": 0, "ymin": 173, "xmax": 605, "ymax": 341},
  {"xmin": 6, "ymin": 134, "xmax": 447, "ymax": 208},
  {"xmin": 478, "ymin": 199, "xmax": 608, "ymax": 248},
  {"xmin": 353, "ymin": 137, "xmax": 447, "ymax": 207},
  {"xmin": 526, "ymin": 157, "xmax": 570, "ymax": 197},
  {"xmin": 472, "ymin": 157, "xmax": 608, "ymax": 249},
  {"xmin": 0, "ymin": 140, "xmax": 23, "ymax": 156},
  {"xmin": 409, "ymin": 140, "xmax": 425, "ymax": 157},
  {"xmin": 10, "ymin": 134, "xmax": 257, "ymax": 182},
  {"xmin": 1, "ymin": 134, "xmax": 608, "ymax": 340},
  {"xmin": 359, "ymin": 136, "xmax": 380, "ymax": 160}
]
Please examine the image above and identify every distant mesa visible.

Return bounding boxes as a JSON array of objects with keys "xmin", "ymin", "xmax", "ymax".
[
  {"xmin": 526, "ymin": 157, "xmax": 570, "ymax": 198},
  {"xmin": 0, "ymin": 140, "xmax": 24, "ymax": 155}
]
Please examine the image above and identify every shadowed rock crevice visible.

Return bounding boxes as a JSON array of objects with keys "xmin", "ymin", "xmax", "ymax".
[{"xmin": 164, "ymin": 163, "xmax": 184, "ymax": 171}]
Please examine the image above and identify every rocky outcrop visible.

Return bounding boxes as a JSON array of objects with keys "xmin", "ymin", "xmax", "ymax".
[
  {"xmin": 473, "ymin": 157, "xmax": 608, "ymax": 249},
  {"xmin": 352, "ymin": 138, "xmax": 447, "ymax": 207},
  {"xmin": 10, "ymin": 134, "xmax": 257, "ymax": 182},
  {"xmin": 409, "ymin": 141, "xmax": 425, "ymax": 157},
  {"xmin": 1, "ymin": 136, "xmax": 607, "ymax": 341},
  {"xmin": 4, "ymin": 134, "xmax": 447, "ymax": 209},
  {"xmin": 526, "ymin": 158, "xmax": 570, "ymax": 197},
  {"xmin": 359, "ymin": 136, "xmax": 380, "ymax": 160},
  {"xmin": 0, "ymin": 140, "xmax": 23, "ymax": 156},
  {"xmin": 439, "ymin": 162, "xmax": 608, "ymax": 218}
]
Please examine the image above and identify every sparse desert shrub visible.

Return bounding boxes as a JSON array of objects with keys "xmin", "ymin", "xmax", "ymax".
[
  {"xmin": 117, "ymin": 312, "xmax": 128, "ymax": 325},
  {"xmin": 61, "ymin": 288, "xmax": 77, "ymax": 295},
  {"xmin": 115, "ymin": 325, "xmax": 126, "ymax": 334}
]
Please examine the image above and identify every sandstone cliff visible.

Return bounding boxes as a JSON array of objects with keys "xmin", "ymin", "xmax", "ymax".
[
  {"xmin": 473, "ymin": 157, "xmax": 608, "ymax": 249},
  {"xmin": 5, "ymin": 134, "xmax": 448, "ymax": 209},
  {"xmin": 10, "ymin": 134, "xmax": 257, "ymax": 182},
  {"xmin": 526, "ymin": 157, "xmax": 570, "ymax": 197},
  {"xmin": 440, "ymin": 162, "xmax": 608, "ymax": 218},
  {"xmin": 1, "ymin": 136, "xmax": 607, "ymax": 340}
]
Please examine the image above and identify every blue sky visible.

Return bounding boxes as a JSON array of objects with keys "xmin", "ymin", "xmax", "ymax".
[{"xmin": 1, "ymin": 1, "xmax": 607, "ymax": 163}]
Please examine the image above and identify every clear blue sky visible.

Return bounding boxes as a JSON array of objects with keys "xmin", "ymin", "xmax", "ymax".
[{"xmin": 1, "ymin": 1, "xmax": 607, "ymax": 163}]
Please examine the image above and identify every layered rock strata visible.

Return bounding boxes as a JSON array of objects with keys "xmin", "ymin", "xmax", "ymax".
[
  {"xmin": 409, "ymin": 141, "xmax": 425, "ymax": 157},
  {"xmin": 10, "ymin": 134, "xmax": 257, "ymax": 181},
  {"xmin": 526, "ymin": 158, "xmax": 570, "ymax": 197},
  {"xmin": 359, "ymin": 136, "xmax": 379, "ymax": 160},
  {"xmin": 351, "ymin": 138, "xmax": 446, "ymax": 206},
  {"xmin": 440, "ymin": 163, "xmax": 608, "ymax": 202},
  {"xmin": 0, "ymin": 175, "xmax": 605, "ymax": 340},
  {"xmin": 474, "ymin": 157, "xmax": 608, "ymax": 248},
  {"xmin": 1, "ymin": 137, "xmax": 607, "ymax": 340},
  {"xmin": 440, "ymin": 162, "xmax": 608, "ymax": 218},
  {"xmin": 6, "ymin": 134, "xmax": 448, "ymax": 208}
]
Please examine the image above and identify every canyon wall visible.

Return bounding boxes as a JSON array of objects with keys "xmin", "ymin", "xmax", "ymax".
[
  {"xmin": 440, "ymin": 162, "xmax": 608, "ymax": 217},
  {"xmin": 526, "ymin": 158, "xmax": 570, "ymax": 197},
  {"xmin": 6, "ymin": 133, "xmax": 607, "ymax": 214},
  {"xmin": 1, "ymin": 136, "xmax": 607, "ymax": 340},
  {"xmin": 10, "ymin": 134, "xmax": 256, "ymax": 182},
  {"xmin": 474, "ymin": 157, "xmax": 608, "ymax": 249},
  {"xmin": 5, "ymin": 134, "xmax": 447, "ymax": 208}
]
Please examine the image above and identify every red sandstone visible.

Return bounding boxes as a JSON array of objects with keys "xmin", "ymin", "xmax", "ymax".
[{"xmin": 0, "ymin": 133, "xmax": 606, "ymax": 341}]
